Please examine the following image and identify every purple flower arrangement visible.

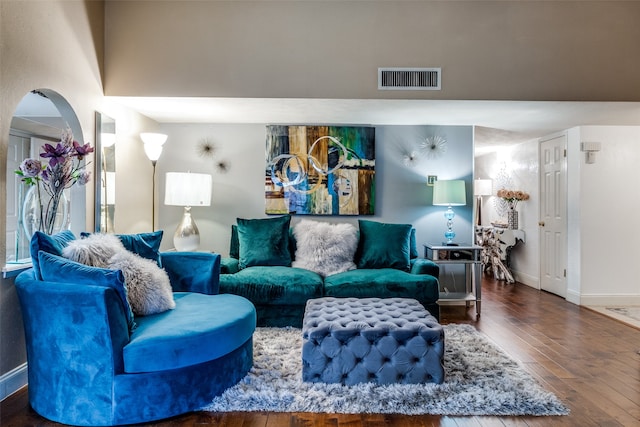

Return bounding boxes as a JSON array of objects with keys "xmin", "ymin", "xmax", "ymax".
[{"xmin": 15, "ymin": 128, "xmax": 93, "ymax": 234}]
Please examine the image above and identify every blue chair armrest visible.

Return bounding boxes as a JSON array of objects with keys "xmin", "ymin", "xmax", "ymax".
[
  {"xmin": 410, "ymin": 258, "xmax": 440, "ymax": 278},
  {"xmin": 221, "ymin": 257, "xmax": 240, "ymax": 274},
  {"xmin": 160, "ymin": 252, "xmax": 221, "ymax": 295},
  {"xmin": 16, "ymin": 270, "xmax": 130, "ymax": 376}
]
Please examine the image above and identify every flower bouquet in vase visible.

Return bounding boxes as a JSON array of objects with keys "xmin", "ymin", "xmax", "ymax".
[
  {"xmin": 16, "ymin": 128, "xmax": 93, "ymax": 236},
  {"xmin": 496, "ymin": 189, "xmax": 530, "ymax": 230}
]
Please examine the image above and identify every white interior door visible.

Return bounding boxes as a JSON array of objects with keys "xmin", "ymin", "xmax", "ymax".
[{"xmin": 539, "ymin": 134, "xmax": 567, "ymax": 297}]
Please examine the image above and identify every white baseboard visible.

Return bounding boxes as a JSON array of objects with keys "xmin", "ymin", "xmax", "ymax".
[
  {"xmin": 0, "ymin": 363, "xmax": 27, "ymax": 401},
  {"xmin": 566, "ymin": 289, "xmax": 581, "ymax": 305},
  {"xmin": 579, "ymin": 294, "xmax": 640, "ymax": 306},
  {"xmin": 513, "ymin": 270, "xmax": 539, "ymax": 289}
]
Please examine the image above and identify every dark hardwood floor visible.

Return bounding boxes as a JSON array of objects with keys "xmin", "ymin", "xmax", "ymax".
[{"xmin": 2, "ymin": 275, "xmax": 639, "ymax": 426}]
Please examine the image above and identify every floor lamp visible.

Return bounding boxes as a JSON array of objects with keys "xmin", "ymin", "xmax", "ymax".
[
  {"xmin": 140, "ymin": 133, "xmax": 167, "ymax": 231},
  {"xmin": 474, "ymin": 179, "xmax": 492, "ymax": 226}
]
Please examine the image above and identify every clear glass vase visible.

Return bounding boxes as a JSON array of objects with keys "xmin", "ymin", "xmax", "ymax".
[{"xmin": 21, "ymin": 186, "xmax": 70, "ymax": 237}]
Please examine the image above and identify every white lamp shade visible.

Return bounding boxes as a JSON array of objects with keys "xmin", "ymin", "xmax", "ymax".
[
  {"xmin": 140, "ymin": 132, "xmax": 168, "ymax": 145},
  {"xmin": 433, "ymin": 180, "xmax": 466, "ymax": 206},
  {"xmin": 474, "ymin": 179, "xmax": 493, "ymax": 196},
  {"xmin": 101, "ymin": 132, "xmax": 116, "ymax": 148},
  {"xmin": 165, "ymin": 172, "xmax": 212, "ymax": 207},
  {"xmin": 140, "ymin": 133, "xmax": 167, "ymax": 162}
]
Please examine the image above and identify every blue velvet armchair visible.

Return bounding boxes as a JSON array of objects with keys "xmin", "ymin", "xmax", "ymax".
[{"xmin": 16, "ymin": 250, "xmax": 256, "ymax": 426}]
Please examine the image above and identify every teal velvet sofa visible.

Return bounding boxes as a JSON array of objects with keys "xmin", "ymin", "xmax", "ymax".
[
  {"xmin": 219, "ymin": 217, "xmax": 440, "ymax": 327},
  {"xmin": 15, "ymin": 231, "xmax": 256, "ymax": 426}
]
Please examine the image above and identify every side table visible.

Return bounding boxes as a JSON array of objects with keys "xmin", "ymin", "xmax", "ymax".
[{"xmin": 424, "ymin": 243, "xmax": 483, "ymax": 317}]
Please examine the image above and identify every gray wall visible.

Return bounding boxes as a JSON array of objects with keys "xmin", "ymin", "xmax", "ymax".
[
  {"xmin": 156, "ymin": 124, "xmax": 474, "ymax": 254},
  {"xmin": 105, "ymin": 0, "xmax": 640, "ymax": 101}
]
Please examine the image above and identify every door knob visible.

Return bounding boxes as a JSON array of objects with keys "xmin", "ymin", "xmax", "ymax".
[{"xmin": 538, "ymin": 221, "xmax": 545, "ymax": 227}]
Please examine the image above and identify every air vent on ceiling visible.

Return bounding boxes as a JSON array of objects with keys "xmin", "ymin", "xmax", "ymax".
[{"xmin": 378, "ymin": 67, "xmax": 441, "ymax": 91}]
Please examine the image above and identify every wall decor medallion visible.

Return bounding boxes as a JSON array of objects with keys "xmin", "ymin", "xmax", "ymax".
[
  {"xmin": 197, "ymin": 137, "xmax": 229, "ymax": 172},
  {"xmin": 398, "ymin": 142, "xmax": 419, "ymax": 167},
  {"xmin": 420, "ymin": 135, "xmax": 447, "ymax": 159},
  {"xmin": 265, "ymin": 125, "xmax": 375, "ymax": 215}
]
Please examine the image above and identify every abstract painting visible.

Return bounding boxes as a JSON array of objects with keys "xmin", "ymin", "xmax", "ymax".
[{"xmin": 265, "ymin": 125, "xmax": 375, "ymax": 215}]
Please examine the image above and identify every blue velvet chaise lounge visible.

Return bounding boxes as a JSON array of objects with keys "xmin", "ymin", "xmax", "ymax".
[{"xmin": 15, "ymin": 230, "xmax": 256, "ymax": 426}]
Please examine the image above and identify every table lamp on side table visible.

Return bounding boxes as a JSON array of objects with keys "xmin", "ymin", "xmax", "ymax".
[
  {"xmin": 432, "ymin": 179, "xmax": 466, "ymax": 245},
  {"xmin": 164, "ymin": 172, "xmax": 212, "ymax": 251}
]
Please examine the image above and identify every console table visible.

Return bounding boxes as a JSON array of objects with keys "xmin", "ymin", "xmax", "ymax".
[{"xmin": 424, "ymin": 243, "xmax": 483, "ymax": 317}]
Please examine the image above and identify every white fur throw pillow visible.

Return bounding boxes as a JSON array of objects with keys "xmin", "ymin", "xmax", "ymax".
[
  {"xmin": 292, "ymin": 219, "xmax": 358, "ymax": 277},
  {"xmin": 108, "ymin": 251, "xmax": 175, "ymax": 316},
  {"xmin": 62, "ymin": 233, "xmax": 175, "ymax": 316},
  {"xmin": 62, "ymin": 233, "xmax": 125, "ymax": 268}
]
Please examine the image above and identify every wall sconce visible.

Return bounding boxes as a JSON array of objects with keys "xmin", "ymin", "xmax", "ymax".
[
  {"xmin": 164, "ymin": 172, "xmax": 212, "ymax": 251},
  {"xmin": 140, "ymin": 132, "xmax": 168, "ymax": 231},
  {"xmin": 473, "ymin": 179, "xmax": 492, "ymax": 226},
  {"xmin": 581, "ymin": 141, "xmax": 601, "ymax": 164},
  {"xmin": 433, "ymin": 179, "xmax": 466, "ymax": 245}
]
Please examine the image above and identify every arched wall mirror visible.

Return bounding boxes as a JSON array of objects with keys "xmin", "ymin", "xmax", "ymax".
[
  {"xmin": 95, "ymin": 112, "xmax": 116, "ymax": 233},
  {"xmin": 6, "ymin": 89, "xmax": 85, "ymax": 264}
]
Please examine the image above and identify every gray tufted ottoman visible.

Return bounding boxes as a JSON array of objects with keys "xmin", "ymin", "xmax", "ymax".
[{"xmin": 302, "ymin": 297, "xmax": 444, "ymax": 385}]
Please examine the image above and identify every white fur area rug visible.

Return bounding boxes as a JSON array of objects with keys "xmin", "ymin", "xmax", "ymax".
[{"xmin": 203, "ymin": 325, "xmax": 569, "ymax": 416}]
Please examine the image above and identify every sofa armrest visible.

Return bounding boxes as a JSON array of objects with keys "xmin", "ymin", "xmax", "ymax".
[
  {"xmin": 160, "ymin": 252, "xmax": 221, "ymax": 295},
  {"xmin": 221, "ymin": 257, "xmax": 240, "ymax": 274},
  {"xmin": 410, "ymin": 258, "xmax": 440, "ymax": 278}
]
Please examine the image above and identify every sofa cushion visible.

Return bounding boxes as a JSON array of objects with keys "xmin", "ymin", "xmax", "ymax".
[
  {"xmin": 292, "ymin": 219, "xmax": 358, "ymax": 277},
  {"xmin": 123, "ymin": 293, "xmax": 256, "ymax": 373},
  {"xmin": 30, "ymin": 230, "xmax": 76, "ymax": 280},
  {"xmin": 229, "ymin": 225, "xmax": 240, "ymax": 259},
  {"xmin": 219, "ymin": 266, "xmax": 323, "ymax": 305},
  {"xmin": 236, "ymin": 215, "xmax": 292, "ymax": 269},
  {"xmin": 38, "ymin": 251, "xmax": 136, "ymax": 332},
  {"xmin": 356, "ymin": 220, "xmax": 412, "ymax": 270},
  {"xmin": 324, "ymin": 268, "xmax": 439, "ymax": 305},
  {"xmin": 410, "ymin": 228, "xmax": 418, "ymax": 259},
  {"xmin": 81, "ymin": 230, "xmax": 163, "ymax": 266},
  {"xmin": 230, "ymin": 224, "xmax": 297, "ymax": 259},
  {"xmin": 115, "ymin": 231, "xmax": 163, "ymax": 266}
]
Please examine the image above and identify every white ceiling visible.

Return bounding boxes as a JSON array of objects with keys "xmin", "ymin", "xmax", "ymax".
[{"xmin": 109, "ymin": 97, "xmax": 640, "ymax": 155}]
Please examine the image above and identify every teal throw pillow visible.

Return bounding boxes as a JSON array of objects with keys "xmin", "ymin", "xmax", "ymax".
[
  {"xmin": 116, "ymin": 231, "xmax": 163, "ymax": 266},
  {"xmin": 38, "ymin": 251, "xmax": 136, "ymax": 332},
  {"xmin": 356, "ymin": 220, "xmax": 412, "ymax": 270},
  {"xmin": 80, "ymin": 230, "xmax": 163, "ymax": 266},
  {"xmin": 236, "ymin": 215, "xmax": 292, "ymax": 269},
  {"xmin": 30, "ymin": 230, "xmax": 77, "ymax": 280},
  {"xmin": 230, "ymin": 224, "xmax": 296, "ymax": 260},
  {"xmin": 410, "ymin": 228, "xmax": 418, "ymax": 259},
  {"xmin": 229, "ymin": 225, "xmax": 240, "ymax": 259}
]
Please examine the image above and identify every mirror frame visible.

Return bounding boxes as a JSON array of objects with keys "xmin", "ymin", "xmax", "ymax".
[{"xmin": 94, "ymin": 112, "xmax": 116, "ymax": 233}]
